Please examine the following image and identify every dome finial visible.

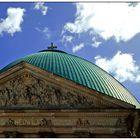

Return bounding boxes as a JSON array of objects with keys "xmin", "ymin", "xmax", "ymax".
[{"xmin": 48, "ymin": 42, "xmax": 57, "ymax": 50}]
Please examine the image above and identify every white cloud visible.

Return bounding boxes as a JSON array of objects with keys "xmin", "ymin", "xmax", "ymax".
[
  {"xmin": 61, "ymin": 35, "xmax": 73, "ymax": 43},
  {"xmin": 92, "ymin": 37, "xmax": 102, "ymax": 48},
  {"xmin": 34, "ymin": 2, "xmax": 48, "ymax": 15},
  {"xmin": 94, "ymin": 51, "xmax": 140, "ymax": 83},
  {"xmin": 64, "ymin": 3, "xmax": 140, "ymax": 42},
  {"xmin": 36, "ymin": 27, "xmax": 50, "ymax": 39},
  {"xmin": 0, "ymin": 7, "xmax": 25, "ymax": 36},
  {"xmin": 72, "ymin": 43, "xmax": 84, "ymax": 53},
  {"xmin": 42, "ymin": 27, "xmax": 50, "ymax": 38}
]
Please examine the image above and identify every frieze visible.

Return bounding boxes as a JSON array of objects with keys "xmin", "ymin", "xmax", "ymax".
[
  {"xmin": 0, "ymin": 72, "xmax": 122, "ymax": 109},
  {"xmin": 0, "ymin": 74, "xmax": 97, "ymax": 108},
  {"xmin": 0, "ymin": 116, "xmax": 128, "ymax": 128}
]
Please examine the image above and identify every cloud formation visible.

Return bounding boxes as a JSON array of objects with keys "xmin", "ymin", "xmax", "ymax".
[
  {"xmin": 94, "ymin": 51, "xmax": 140, "ymax": 83},
  {"xmin": 36, "ymin": 27, "xmax": 51, "ymax": 39},
  {"xmin": 72, "ymin": 43, "xmax": 84, "ymax": 53},
  {"xmin": 61, "ymin": 35, "xmax": 73, "ymax": 43},
  {"xmin": 34, "ymin": 2, "xmax": 48, "ymax": 15},
  {"xmin": 64, "ymin": 3, "xmax": 140, "ymax": 42},
  {"xmin": 0, "ymin": 7, "xmax": 25, "ymax": 36},
  {"xmin": 92, "ymin": 37, "xmax": 102, "ymax": 48}
]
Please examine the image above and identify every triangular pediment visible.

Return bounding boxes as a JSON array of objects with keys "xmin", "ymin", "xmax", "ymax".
[{"xmin": 0, "ymin": 62, "xmax": 135, "ymax": 109}]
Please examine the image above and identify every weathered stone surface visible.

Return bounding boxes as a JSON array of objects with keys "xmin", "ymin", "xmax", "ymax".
[
  {"xmin": 0, "ymin": 73, "xmax": 97, "ymax": 109},
  {"xmin": 0, "ymin": 110, "xmax": 134, "ymax": 137},
  {"xmin": 0, "ymin": 66, "xmax": 139, "ymax": 138},
  {"xmin": 0, "ymin": 115, "xmax": 126, "ymax": 128}
]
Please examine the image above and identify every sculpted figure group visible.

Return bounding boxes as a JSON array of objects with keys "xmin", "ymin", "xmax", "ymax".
[{"xmin": 0, "ymin": 73, "xmax": 95, "ymax": 108}]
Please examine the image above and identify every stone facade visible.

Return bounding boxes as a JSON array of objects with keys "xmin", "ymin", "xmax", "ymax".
[
  {"xmin": 0, "ymin": 110, "xmax": 136, "ymax": 138},
  {"xmin": 0, "ymin": 62, "xmax": 139, "ymax": 138}
]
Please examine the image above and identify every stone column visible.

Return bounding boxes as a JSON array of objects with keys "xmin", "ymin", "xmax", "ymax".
[{"xmin": 127, "ymin": 111, "xmax": 139, "ymax": 138}]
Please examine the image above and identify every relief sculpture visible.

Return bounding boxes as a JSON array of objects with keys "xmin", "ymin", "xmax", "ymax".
[
  {"xmin": 0, "ymin": 73, "xmax": 96, "ymax": 108},
  {"xmin": 40, "ymin": 118, "xmax": 52, "ymax": 126},
  {"xmin": 5, "ymin": 118, "xmax": 15, "ymax": 126},
  {"xmin": 76, "ymin": 118, "xmax": 90, "ymax": 127}
]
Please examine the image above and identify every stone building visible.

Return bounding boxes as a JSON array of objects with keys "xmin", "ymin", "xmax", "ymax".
[{"xmin": 0, "ymin": 44, "xmax": 140, "ymax": 138}]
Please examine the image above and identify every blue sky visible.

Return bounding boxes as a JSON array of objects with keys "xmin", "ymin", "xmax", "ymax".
[{"xmin": 0, "ymin": 2, "xmax": 140, "ymax": 102}]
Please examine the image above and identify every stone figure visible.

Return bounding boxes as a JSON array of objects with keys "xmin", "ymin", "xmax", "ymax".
[{"xmin": 0, "ymin": 73, "xmax": 96, "ymax": 108}]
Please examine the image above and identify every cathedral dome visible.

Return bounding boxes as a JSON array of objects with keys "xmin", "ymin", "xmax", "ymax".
[{"xmin": 1, "ymin": 50, "xmax": 140, "ymax": 108}]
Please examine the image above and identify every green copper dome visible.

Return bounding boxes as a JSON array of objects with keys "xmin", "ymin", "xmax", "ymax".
[{"xmin": 1, "ymin": 50, "xmax": 140, "ymax": 108}]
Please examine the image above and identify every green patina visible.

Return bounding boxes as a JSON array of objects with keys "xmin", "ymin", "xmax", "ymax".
[{"xmin": 1, "ymin": 50, "xmax": 140, "ymax": 108}]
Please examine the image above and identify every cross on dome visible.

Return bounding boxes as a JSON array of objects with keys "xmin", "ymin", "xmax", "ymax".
[{"xmin": 48, "ymin": 42, "xmax": 57, "ymax": 50}]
